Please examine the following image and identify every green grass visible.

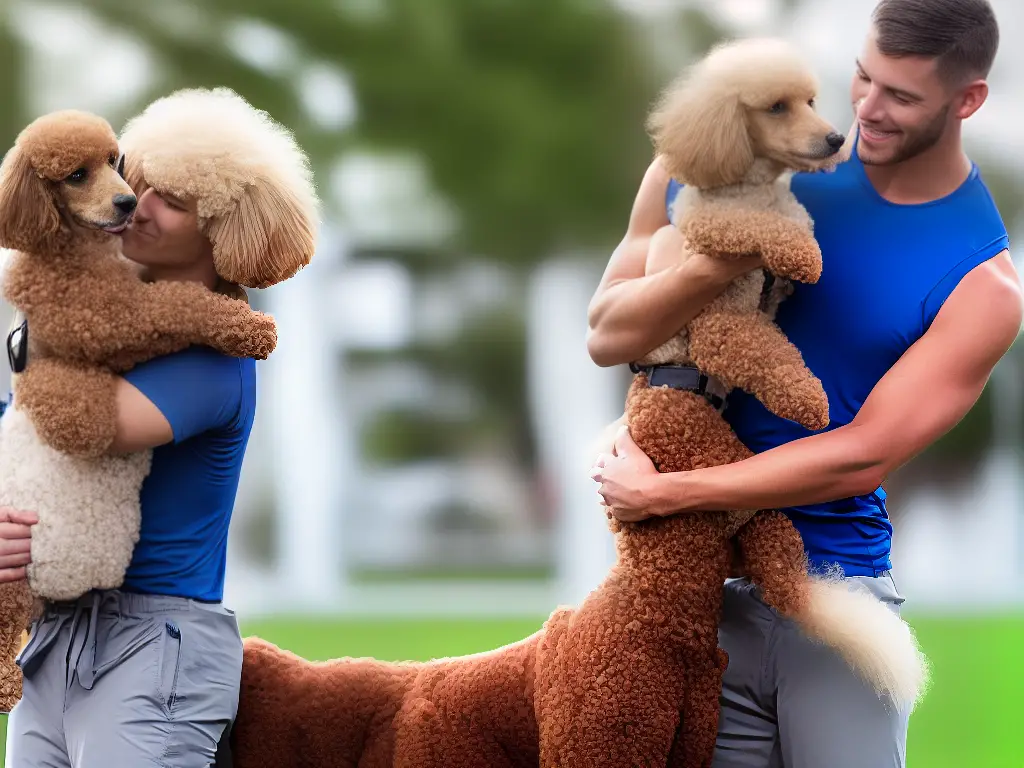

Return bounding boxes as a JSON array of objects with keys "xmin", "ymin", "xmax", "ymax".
[{"xmin": 2, "ymin": 614, "xmax": 1020, "ymax": 766}]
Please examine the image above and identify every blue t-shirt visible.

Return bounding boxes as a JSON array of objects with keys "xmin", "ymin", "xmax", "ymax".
[
  {"xmin": 666, "ymin": 145, "xmax": 1008, "ymax": 576},
  {"xmin": 120, "ymin": 346, "xmax": 257, "ymax": 602}
]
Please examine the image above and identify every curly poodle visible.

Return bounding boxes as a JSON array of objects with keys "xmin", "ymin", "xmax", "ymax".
[
  {"xmin": 0, "ymin": 90, "xmax": 318, "ymax": 711},
  {"xmin": 224, "ymin": 39, "xmax": 927, "ymax": 768},
  {"xmin": 564, "ymin": 37, "xmax": 929, "ymax": 767}
]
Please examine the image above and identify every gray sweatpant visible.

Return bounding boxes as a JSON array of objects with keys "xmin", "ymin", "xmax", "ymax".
[
  {"xmin": 713, "ymin": 572, "xmax": 909, "ymax": 767},
  {"xmin": 5, "ymin": 588, "xmax": 243, "ymax": 767}
]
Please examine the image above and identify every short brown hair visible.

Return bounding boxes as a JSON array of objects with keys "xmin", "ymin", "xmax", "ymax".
[{"xmin": 872, "ymin": 0, "xmax": 999, "ymax": 84}]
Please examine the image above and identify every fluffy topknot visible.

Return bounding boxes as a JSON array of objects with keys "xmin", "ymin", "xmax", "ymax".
[{"xmin": 119, "ymin": 87, "xmax": 320, "ymax": 288}]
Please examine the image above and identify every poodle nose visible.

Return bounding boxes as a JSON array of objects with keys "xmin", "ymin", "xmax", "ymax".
[
  {"xmin": 826, "ymin": 132, "xmax": 846, "ymax": 151},
  {"xmin": 113, "ymin": 193, "xmax": 137, "ymax": 216}
]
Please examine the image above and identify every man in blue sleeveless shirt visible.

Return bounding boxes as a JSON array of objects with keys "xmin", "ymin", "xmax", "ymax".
[
  {"xmin": 0, "ymin": 89, "xmax": 318, "ymax": 766},
  {"xmin": 588, "ymin": 1, "xmax": 1018, "ymax": 765}
]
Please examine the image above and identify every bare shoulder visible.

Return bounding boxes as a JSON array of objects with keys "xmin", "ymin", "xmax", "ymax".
[
  {"xmin": 934, "ymin": 249, "xmax": 1023, "ymax": 352},
  {"xmin": 593, "ymin": 157, "xmax": 673, "ymax": 291},
  {"xmin": 627, "ymin": 155, "xmax": 673, "ymax": 235}
]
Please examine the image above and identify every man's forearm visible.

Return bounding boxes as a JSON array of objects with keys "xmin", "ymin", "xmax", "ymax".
[
  {"xmin": 587, "ymin": 256, "xmax": 732, "ymax": 367},
  {"xmin": 652, "ymin": 424, "xmax": 885, "ymax": 514}
]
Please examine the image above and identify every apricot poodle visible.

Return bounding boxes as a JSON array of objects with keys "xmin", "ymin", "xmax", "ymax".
[
  {"xmin": 0, "ymin": 90, "xmax": 317, "ymax": 710},
  {"xmin": 225, "ymin": 39, "xmax": 927, "ymax": 768}
]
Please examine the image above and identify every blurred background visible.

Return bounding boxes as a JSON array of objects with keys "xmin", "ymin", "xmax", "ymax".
[{"xmin": 0, "ymin": 0, "xmax": 1022, "ymax": 764}]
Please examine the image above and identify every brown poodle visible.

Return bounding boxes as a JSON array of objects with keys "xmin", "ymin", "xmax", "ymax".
[
  {"xmin": 225, "ymin": 38, "xmax": 927, "ymax": 768},
  {"xmin": 0, "ymin": 108, "xmax": 281, "ymax": 710},
  {"xmin": 553, "ymin": 37, "xmax": 929, "ymax": 767}
]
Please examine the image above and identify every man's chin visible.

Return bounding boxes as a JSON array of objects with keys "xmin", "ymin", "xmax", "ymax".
[{"xmin": 857, "ymin": 143, "xmax": 900, "ymax": 167}]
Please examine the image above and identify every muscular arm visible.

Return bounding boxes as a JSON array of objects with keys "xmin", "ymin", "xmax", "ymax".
[
  {"xmin": 648, "ymin": 251, "xmax": 1023, "ymax": 513},
  {"xmin": 586, "ymin": 157, "xmax": 755, "ymax": 367},
  {"xmin": 109, "ymin": 377, "xmax": 174, "ymax": 453}
]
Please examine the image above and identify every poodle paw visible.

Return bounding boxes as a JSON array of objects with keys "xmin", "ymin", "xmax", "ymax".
[
  {"xmin": 784, "ymin": 377, "xmax": 830, "ymax": 431},
  {"xmin": 220, "ymin": 312, "xmax": 278, "ymax": 360},
  {"xmin": 762, "ymin": 233, "xmax": 822, "ymax": 285},
  {"xmin": 762, "ymin": 370, "xmax": 829, "ymax": 431}
]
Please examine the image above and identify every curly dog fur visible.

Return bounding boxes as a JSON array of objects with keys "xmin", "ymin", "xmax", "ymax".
[
  {"xmin": 571, "ymin": 37, "xmax": 929, "ymax": 767},
  {"xmin": 225, "ymin": 39, "xmax": 927, "ymax": 768},
  {"xmin": 0, "ymin": 90, "xmax": 318, "ymax": 711}
]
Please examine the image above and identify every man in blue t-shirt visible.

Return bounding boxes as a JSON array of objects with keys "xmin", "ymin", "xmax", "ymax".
[
  {"xmin": 588, "ymin": 1, "xmax": 1017, "ymax": 766},
  {"xmin": 0, "ymin": 88, "xmax": 318, "ymax": 766}
]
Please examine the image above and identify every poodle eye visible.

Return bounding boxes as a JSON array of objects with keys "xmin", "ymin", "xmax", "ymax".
[
  {"xmin": 107, "ymin": 155, "xmax": 117, "ymax": 167},
  {"xmin": 808, "ymin": 98, "xmax": 816, "ymax": 108},
  {"xmin": 768, "ymin": 101, "xmax": 786, "ymax": 115},
  {"xmin": 65, "ymin": 168, "xmax": 88, "ymax": 184}
]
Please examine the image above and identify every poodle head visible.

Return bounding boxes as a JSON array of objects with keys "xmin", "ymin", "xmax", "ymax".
[
  {"xmin": 647, "ymin": 38, "xmax": 848, "ymax": 188},
  {"xmin": 118, "ymin": 87, "xmax": 320, "ymax": 289},
  {"xmin": 0, "ymin": 111, "xmax": 136, "ymax": 252}
]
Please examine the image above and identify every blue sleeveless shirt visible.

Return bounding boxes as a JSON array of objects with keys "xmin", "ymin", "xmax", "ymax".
[{"xmin": 666, "ymin": 148, "xmax": 1008, "ymax": 576}]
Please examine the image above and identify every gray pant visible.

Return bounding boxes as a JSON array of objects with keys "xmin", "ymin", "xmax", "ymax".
[
  {"xmin": 713, "ymin": 572, "xmax": 909, "ymax": 767},
  {"xmin": 5, "ymin": 589, "xmax": 242, "ymax": 767}
]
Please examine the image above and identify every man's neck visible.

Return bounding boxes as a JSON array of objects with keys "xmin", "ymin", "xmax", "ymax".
[{"xmin": 862, "ymin": 129, "xmax": 973, "ymax": 206}]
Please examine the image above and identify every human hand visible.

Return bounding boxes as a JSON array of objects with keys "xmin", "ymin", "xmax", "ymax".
[
  {"xmin": 0, "ymin": 506, "xmax": 37, "ymax": 583},
  {"xmin": 590, "ymin": 426, "xmax": 668, "ymax": 522}
]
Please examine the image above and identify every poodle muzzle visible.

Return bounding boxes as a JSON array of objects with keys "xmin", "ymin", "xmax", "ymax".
[{"xmin": 629, "ymin": 363, "xmax": 728, "ymax": 413}]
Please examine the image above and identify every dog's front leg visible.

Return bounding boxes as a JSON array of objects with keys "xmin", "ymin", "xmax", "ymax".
[
  {"xmin": 133, "ymin": 281, "xmax": 277, "ymax": 365},
  {"xmin": 681, "ymin": 208, "xmax": 822, "ymax": 284},
  {"xmin": 688, "ymin": 302, "xmax": 829, "ymax": 430},
  {"xmin": 13, "ymin": 359, "xmax": 118, "ymax": 458},
  {"xmin": 54, "ymin": 281, "xmax": 279, "ymax": 372}
]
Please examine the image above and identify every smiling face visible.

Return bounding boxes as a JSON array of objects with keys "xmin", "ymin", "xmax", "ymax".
[{"xmin": 850, "ymin": 28, "xmax": 988, "ymax": 166}]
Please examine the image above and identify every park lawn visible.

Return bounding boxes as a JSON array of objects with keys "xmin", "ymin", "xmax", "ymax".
[{"xmin": 1, "ymin": 614, "xmax": 1020, "ymax": 767}]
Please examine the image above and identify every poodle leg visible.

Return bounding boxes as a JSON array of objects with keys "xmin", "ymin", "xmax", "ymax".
[
  {"xmin": 667, "ymin": 648, "xmax": 729, "ymax": 768},
  {"xmin": 537, "ymin": 605, "xmax": 687, "ymax": 768},
  {"xmin": 688, "ymin": 306, "xmax": 829, "ymax": 430},
  {"xmin": 122, "ymin": 281, "xmax": 278, "ymax": 365},
  {"xmin": 536, "ymin": 536, "xmax": 731, "ymax": 768},
  {"xmin": 681, "ymin": 208, "xmax": 822, "ymax": 284},
  {"xmin": 0, "ymin": 581, "xmax": 36, "ymax": 712},
  {"xmin": 734, "ymin": 510, "xmax": 811, "ymax": 619},
  {"xmin": 13, "ymin": 360, "xmax": 118, "ymax": 458},
  {"xmin": 33, "ymin": 281, "xmax": 276, "ymax": 372}
]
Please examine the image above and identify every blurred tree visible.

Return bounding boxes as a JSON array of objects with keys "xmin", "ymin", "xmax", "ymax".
[
  {"xmin": 74, "ymin": 0, "xmax": 686, "ymax": 483},
  {"xmin": 83, "ymin": 0, "xmax": 665, "ymax": 263},
  {"xmin": 10, "ymin": 0, "xmax": 1021, "ymax": 489},
  {"xmin": 0, "ymin": 17, "xmax": 28, "ymax": 153}
]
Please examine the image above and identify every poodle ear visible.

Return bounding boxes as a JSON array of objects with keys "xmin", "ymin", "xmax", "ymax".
[
  {"xmin": 206, "ymin": 177, "xmax": 317, "ymax": 289},
  {"xmin": 646, "ymin": 76, "xmax": 754, "ymax": 189},
  {"xmin": 0, "ymin": 147, "xmax": 61, "ymax": 252},
  {"xmin": 121, "ymin": 152, "xmax": 147, "ymax": 195}
]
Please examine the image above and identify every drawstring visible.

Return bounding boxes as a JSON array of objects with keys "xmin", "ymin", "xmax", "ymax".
[{"xmin": 65, "ymin": 591, "xmax": 118, "ymax": 693}]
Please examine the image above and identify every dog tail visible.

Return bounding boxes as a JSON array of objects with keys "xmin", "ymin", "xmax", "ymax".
[
  {"xmin": 740, "ymin": 512, "xmax": 929, "ymax": 713},
  {"xmin": 787, "ymin": 570, "xmax": 930, "ymax": 713}
]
